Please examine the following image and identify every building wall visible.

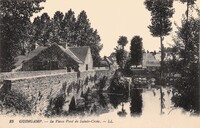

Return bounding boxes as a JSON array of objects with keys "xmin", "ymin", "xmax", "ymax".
[
  {"xmin": 78, "ymin": 48, "xmax": 93, "ymax": 71},
  {"xmin": 142, "ymin": 53, "xmax": 160, "ymax": 68},
  {"xmin": 95, "ymin": 69, "xmax": 114, "ymax": 79},
  {"xmin": 85, "ymin": 48, "xmax": 93, "ymax": 70},
  {"xmin": 78, "ymin": 63, "xmax": 86, "ymax": 71}
]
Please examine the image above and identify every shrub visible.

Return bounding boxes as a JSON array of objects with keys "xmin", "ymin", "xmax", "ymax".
[
  {"xmin": 0, "ymin": 90, "xmax": 34, "ymax": 115},
  {"xmin": 95, "ymin": 76, "xmax": 108, "ymax": 92},
  {"xmin": 45, "ymin": 92, "xmax": 66, "ymax": 116}
]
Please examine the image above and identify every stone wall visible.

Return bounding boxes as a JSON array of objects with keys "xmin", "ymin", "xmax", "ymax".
[
  {"xmin": 95, "ymin": 69, "xmax": 114, "ymax": 79},
  {"xmin": 0, "ymin": 70, "xmax": 69, "ymax": 83},
  {"xmin": 0, "ymin": 69, "xmax": 112, "ymax": 114},
  {"xmin": 2, "ymin": 72, "xmax": 77, "ymax": 113}
]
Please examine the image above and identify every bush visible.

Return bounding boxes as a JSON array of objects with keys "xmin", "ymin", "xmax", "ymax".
[
  {"xmin": 45, "ymin": 93, "xmax": 66, "ymax": 117},
  {"xmin": 109, "ymin": 70, "xmax": 129, "ymax": 94},
  {"xmin": 0, "ymin": 90, "xmax": 34, "ymax": 115},
  {"xmin": 95, "ymin": 76, "xmax": 108, "ymax": 92}
]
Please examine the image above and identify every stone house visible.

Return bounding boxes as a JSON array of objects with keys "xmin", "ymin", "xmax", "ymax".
[
  {"xmin": 105, "ymin": 56, "xmax": 118, "ymax": 70},
  {"xmin": 14, "ymin": 44, "xmax": 93, "ymax": 72},
  {"xmin": 142, "ymin": 52, "xmax": 160, "ymax": 70},
  {"xmin": 93, "ymin": 56, "xmax": 117, "ymax": 70},
  {"xmin": 96, "ymin": 60, "xmax": 110, "ymax": 70},
  {"xmin": 68, "ymin": 46, "xmax": 93, "ymax": 71}
]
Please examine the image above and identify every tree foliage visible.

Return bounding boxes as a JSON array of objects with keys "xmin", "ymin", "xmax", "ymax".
[
  {"xmin": 130, "ymin": 36, "xmax": 143, "ymax": 67},
  {"xmin": 75, "ymin": 11, "xmax": 102, "ymax": 66},
  {"xmin": 177, "ymin": 18, "xmax": 199, "ymax": 63},
  {"xmin": 0, "ymin": 5, "xmax": 103, "ymax": 71},
  {"xmin": 170, "ymin": 17, "xmax": 200, "ymax": 112},
  {"xmin": 109, "ymin": 70, "xmax": 129, "ymax": 94},
  {"xmin": 179, "ymin": 0, "xmax": 197, "ymax": 21},
  {"xmin": 115, "ymin": 36, "xmax": 128, "ymax": 70},
  {"xmin": 145, "ymin": 0, "xmax": 174, "ymax": 37},
  {"xmin": 32, "ymin": 10, "xmax": 102, "ymax": 66},
  {"xmin": 0, "ymin": 89, "xmax": 34, "ymax": 115},
  {"xmin": 49, "ymin": 11, "xmax": 64, "ymax": 44},
  {"xmin": 61, "ymin": 9, "xmax": 77, "ymax": 47},
  {"xmin": 32, "ymin": 13, "xmax": 51, "ymax": 47},
  {"xmin": 123, "ymin": 58, "xmax": 133, "ymax": 76},
  {"xmin": 117, "ymin": 36, "xmax": 128, "ymax": 49},
  {"xmin": 0, "ymin": 0, "xmax": 45, "ymax": 72},
  {"xmin": 144, "ymin": 0, "xmax": 174, "ymax": 79},
  {"xmin": 163, "ymin": 46, "xmax": 181, "ymax": 75},
  {"xmin": 115, "ymin": 47, "xmax": 128, "ymax": 70}
]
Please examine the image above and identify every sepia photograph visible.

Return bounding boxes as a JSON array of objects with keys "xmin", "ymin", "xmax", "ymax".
[{"xmin": 0, "ymin": 0, "xmax": 200, "ymax": 128}]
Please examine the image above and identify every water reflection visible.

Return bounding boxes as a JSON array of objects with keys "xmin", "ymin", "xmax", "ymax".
[
  {"xmin": 67, "ymin": 86, "xmax": 179, "ymax": 117},
  {"xmin": 109, "ymin": 93, "xmax": 128, "ymax": 109},
  {"xmin": 67, "ymin": 87, "xmax": 143, "ymax": 117},
  {"xmin": 130, "ymin": 89, "xmax": 143, "ymax": 116},
  {"xmin": 117, "ymin": 103, "xmax": 127, "ymax": 117}
]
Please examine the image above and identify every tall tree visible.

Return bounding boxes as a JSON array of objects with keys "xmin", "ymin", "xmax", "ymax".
[
  {"xmin": 88, "ymin": 29, "xmax": 103, "ymax": 66},
  {"xmin": 163, "ymin": 46, "xmax": 181, "ymax": 75},
  {"xmin": 117, "ymin": 36, "xmax": 128, "ymax": 49},
  {"xmin": 177, "ymin": 0, "xmax": 197, "ymax": 77},
  {"xmin": 75, "ymin": 10, "xmax": 91, "ymax": 46},
  {"xmin": 115, "ymin": 36, "xmax": 128, "ymax": 70},
  {"xmin": 75, "ymin": 10, "xmax": 102, "ymax": 66},
  {"xmin": 61, "ymin": 9, "xmax": 76, "ymax": 47},
  {"xmin": 171, "ymin": 17, "xmax": 200, "ymax": 112},
  {"xmin": 123, "ymin": 58, "xmax": 132, "ymax": 76},
  {"xmin": 144, "ymin": 0, "xmax": 174, "ymax": 80},
  {"xmin": 49, "ymin": 11, "xmax": 64, "ymax": 44},
  {"xmin": 179, "ymin": 0, "xmax": 196, "ymax": 21},
  {"xmin": 130, "ymin": 36, "xmax": 143, "ymax": 67},
  {"xmin": 0, "ymin": 0, "xmax": 45, "ymax": 72},
  {"xmin": 115, "ymin": 46, "xmax": 128, "ymax": 70},
  {"xmin": 32, "ymin": 13, "xmax": 51, "ymax": 47}
]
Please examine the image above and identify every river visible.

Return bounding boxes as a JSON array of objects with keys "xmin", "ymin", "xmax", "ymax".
[{"xmin": 68, "ymin": 86, "xmax": 191, "ymax": 118}]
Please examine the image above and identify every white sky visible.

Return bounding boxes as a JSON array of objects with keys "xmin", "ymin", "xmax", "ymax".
[{"xmin": 32, "ymin": 0, "xmax": 200, "ymax": 56}]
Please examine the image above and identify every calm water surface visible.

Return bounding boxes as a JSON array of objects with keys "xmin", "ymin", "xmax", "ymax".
[{"xmin": 70, "ymin": 87, "xmax": 189, "ymax": 117}]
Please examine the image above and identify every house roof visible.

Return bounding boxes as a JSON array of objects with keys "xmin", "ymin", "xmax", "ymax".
[
  {"xmin": 105, "ymin": 57, "xmax": 113, "ymax": 64},
  {"xmin": 14, "ymin": 44, "xmax": 88, "ymax": 68},
  {"xmin": 14, "ymin": 55, "xmax": 27, "ymax": 67},
  {"xmin": 105, "ymin": 56, "xmax": 117, "ymax": 65},
  {"xmin": 143, "ymin": 53, "xmax": 156, "ymax": 60},
  {"xmin": 99, "ymin": 60, "xmax": 109, "ymax": 67},
  {"xmin": 57, "ymin": 45, "xmax": 83, "ymax": 64},
  {"xmin": 27, "ymin": 46, "xmax": 47, "ymax": 60},
  {"xmin": 14, "ymin": 46, "xmax": 47, "ymax": 67},
  {"xmin": 68, "ymin": 46, "xmax": 90, "ymax": 62},
  {"xmin": 143, "ymin": 53, "xmax": 160, "ymax": 67}
]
